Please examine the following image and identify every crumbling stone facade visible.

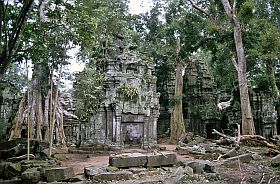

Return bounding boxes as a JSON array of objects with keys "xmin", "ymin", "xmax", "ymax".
[
  {"xmin": 185, "ymin": 59, "xmax": 221, "ymax": 138},
  {"xmin": 157, "ymin": 57, "xmax": 279, "ymax": 139},
  {"xmin": 0, "ymin": 84, "xmax": 20, "ymax": 141},
  {"xmin": 219, "ymin": 89, "xmax": 278, "ymax": 138},
  {"xmin": 80, "ymin": 36, "xmax": 160, "ymax": 148}
]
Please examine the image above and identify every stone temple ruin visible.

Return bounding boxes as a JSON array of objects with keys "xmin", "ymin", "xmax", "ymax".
[
  {"xmin": 185, "ymin": 59, "xmax": 221, "ymax": 138},
  {"xmin": 157, "ymin": 57, "xmax": 279, "ymax": 139},
  {"xmin": 79, "ymin": 36, "xmax": 160, "ymax": 148}
]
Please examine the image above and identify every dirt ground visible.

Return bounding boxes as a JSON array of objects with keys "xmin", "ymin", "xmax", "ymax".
[
  {"xmin": 60, "ymin": 144, "xmax": 190, "ymax": 175},
  {"xmin": 57, "ymin": 143, "xmax": 280, "ymax": 184}
]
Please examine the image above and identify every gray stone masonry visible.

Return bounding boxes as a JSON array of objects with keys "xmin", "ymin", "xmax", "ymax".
[
  {"xmin": 45, "ymin": 167, "xmax": 74, "ymax": 182},
  {"xmin": 83, "ymin": 35, "xmax": 160, "ymax": 148},
  {"xmin": 109, "ymin": 151, "xmax": 177, "ymax": 168}
]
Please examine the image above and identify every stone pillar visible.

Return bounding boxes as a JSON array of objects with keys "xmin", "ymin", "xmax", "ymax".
[
  {"xmin": 106, "ymin": 107, "xmax": 113, "ymax": 142},
  {"xmin": 115, "ymin": 114, "xmax": 121, "ymax": 146},
  {"xmin": 152, "ymin": 116, "xmax": 158, "ymax": 145},
  {"xmin": 143, "ymin": 116, "xmax": 149, "ymax": 148}
]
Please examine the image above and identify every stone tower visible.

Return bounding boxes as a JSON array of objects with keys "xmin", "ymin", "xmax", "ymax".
[
  {"xmin": 81, "ymin": 36, "xmax": 160, "ymax": 148},
  {"xmin": 185, "ymin": 59, "xmax": 221, "ymax": 138}
]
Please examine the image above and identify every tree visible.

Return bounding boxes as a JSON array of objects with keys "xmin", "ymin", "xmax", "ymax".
[
  {"xmin": 0, "ymin": 0, "xmax": 34, "ymax": 78},
  {"xmin": 8, "ymin": 0, "xmax": 75, "ymax": 147},
  {"xmin": 169, "ymin": 37, "xmax": 186, "ymax": 143},
  {"xmin": 130, "ymin": 0, "xmax": 206, "ymax": 142},
  {"xmin": 75, "ymin": 66, "xmax": 104, "ymax": 121},
  {"xmin": 73, "ymin": 0, "xmax": 130, "ymax": 122},
  {"xmin": 188, "ymin": 0, "xmax": 257, "ymax": 134},
  {"xmin": 220, "ymin": 0, "xmax": 255, "ymax": 135}
]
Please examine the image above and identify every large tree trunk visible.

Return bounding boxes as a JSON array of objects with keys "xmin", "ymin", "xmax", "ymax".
[
  {"xmin": 221, "ymin": 0, "xmax": 256, "ymax": 135},
  {"xmin": 8, "ymin": 63, "xmax": 66, "ymax": 148},
  {"xmin": 170, "ymin": 38, "xmax": 186, "ymax": 143},
  {"xmin": 169, "ymin": 61, "xmax": 186, "ymax": 143}
]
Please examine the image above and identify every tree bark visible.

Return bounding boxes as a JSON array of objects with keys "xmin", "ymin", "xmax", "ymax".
[
  {"xmin": 170, "ymin": 37, "xmax": 186, "ymax": 143},
  {"xmin": 221, "ymin": 0, "xmax": 255, "ymax": 135},
  {"xmin": 9, "ymin": 63, "xmax": 66, "ymax": 150}
]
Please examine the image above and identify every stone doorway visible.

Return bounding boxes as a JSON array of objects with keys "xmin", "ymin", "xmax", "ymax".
[{"xmin": 121, "ymin": 123, "xmax": 143, "ymax": 147}]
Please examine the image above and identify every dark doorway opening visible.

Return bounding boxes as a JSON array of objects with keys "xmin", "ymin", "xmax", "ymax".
[
  {"xmin": 206, "ymin": 123, "xmax": 215, "ymax": 139},
  {"xmin": 121, "ymin": 122, "xmax": 143, "ymax": 148}
]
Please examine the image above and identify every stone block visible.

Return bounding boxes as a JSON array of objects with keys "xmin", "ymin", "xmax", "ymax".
[
  {"xmin": 128, "ymin": 167, "xmax": 147, "ymax": 174},
  {"xmin": 186, "ymin": 160, "xmax": 214, "ymax": 174},
  {"xmin": 109, "ymin": 152, "xmax": 177, "ymax": 168},
  {"xmin": 106, "ymin": 166, "xmax": 119, "ymax": 172},
  {"xmin": 84, "ymin": 166, "xmax": 103, "ymax": 178},
  {"xmin": 177, "ymin": 146, "xmax": 190, "ymax": 155},
  {"xmin": 164, "ymin": 167, "xmax": 186, "ymax": 184},
  {"xmin": 93, "ymin": 171, "xmax": 133, "ymax": 181},
  {"xmin": 45, "ymin": 167, "xmax": 74, "ymax": 182},
  {"xmin": 146, "ymin": 152, "xmax": 177, "ymax": 167},
  {"xmin": 6, "ymin": 163, "xmax": 21, "ymax": 177},
  {"xmin": 21, "ymin": 168, "xmax": 41, "ymax": 183},
  {"xmin": 0, "ymin": 162, "xmax": 13, "ymax": 179},
  {"xmin": 0, "ymin": 178, "xmax": 21, "ymax": 184},
  {"xmin": 109, "ymin": 153, "xmax": 147, "ymax": 168}
]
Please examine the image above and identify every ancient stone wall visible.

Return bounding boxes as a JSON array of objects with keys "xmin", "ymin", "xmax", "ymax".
[
  {"xmin": 185, "ymin": 59, "xmax": 221, "ymax": 138},
  {"xmin": 82, "ymin": 36, "xmax": 160, "ymax": 148},
  {"xmin": 157, "ymin": 57, "xmax": 278, "ymax": 139},
  {"xmin": 0, "ymin": 86, "xmax": 19, "ymax": 141},
  {"xmin": 219, "ymin": 90, "xmax": 278, "ymax": 138}
]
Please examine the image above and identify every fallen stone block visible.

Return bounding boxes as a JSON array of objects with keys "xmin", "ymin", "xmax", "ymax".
[
  {"xmin": 0, "ymin": 178, "xmax": 22, "ymax": 184},
  {"xmin": 109, "ymin": 152, "xmax": 177, "ymax": 168},
  {"xmin": 146, "ymin": 152, "xmax": 177, "ymax": 167},
  {"xmin": 106, "ymin": 166, "xmax": 119, "ymax": 172},
  {"xmin": 186, "ymin": 160, "xmax": 214, "ymax": 174},
  {"xmin": 164, "ymin": 166, "xmax": 189, "ymax": 184},
  {"xmin": 109, "ymin": 153, "xmax": 147, "ymax": 168},
  {"xmin": 93, "ymin": 171, "xmax": 133, "ymax": 181},
  {"xmin": 84, "ymin": 166, "xmax": 104, "ymax": 178},
  {"xmin": 21, "ymin": 168, "xmax": 41, "ymax": 183},
  {"xmin": 45, "ymin": 167, "xmax": 74, "ymax": 182},
  {"xmin": 6, "ymin": 163, "xmax": 21, "ymax": 178},
  {"xmin": 128, "ymin": 167, "xmax": 147, "ymax": 174},
  {"xmin": 177, "ymin": 146, "xmax": 205, "ymax": 155},
  {"xmin": 0, "ymin": 162, "xmax": 13, "ymax": 179}
]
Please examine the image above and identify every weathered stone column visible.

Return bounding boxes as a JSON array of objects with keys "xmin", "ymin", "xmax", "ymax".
[
  {"xmin": 143, "ymin": 116, "xmax": 149, "ymax": 148},
  {"xmin": 115, "ymin": 113, "xmax": 122, "ymax": 146}
]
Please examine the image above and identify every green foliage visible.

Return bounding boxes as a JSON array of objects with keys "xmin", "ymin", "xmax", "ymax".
[
  {"xmin": 118, "ymin": 83, "xmax": 139, "ymax": 100},
  {"xmin": 237, "ymin": 0, "xmax": 256, "ymax": 23},
  {"xmin": 252, "ymin": 74, "xmax": 274, "ymax": 92},
  {"xmin": 169, "ymin": 95, "xmax": 181, "ymax": 107},
  {"xmin": 75, "ymin": 66, "xmax": 105, "ymax": 121}
]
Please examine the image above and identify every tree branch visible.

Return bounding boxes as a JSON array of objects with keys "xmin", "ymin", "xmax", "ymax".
[
  {"xmin": 0, "ymin": 1, "xmax": 4, "ymax": 47},
  {"xmin": 188, "ymin": 0, "xmax": 210, "ymax": 17},
  {"xmin": 8, "ymin": 0, "xmax": 34, "ymax": 57},
  {"xmin": 231, "ymin": 55, "xmax": 239, "ymax": 71},
  {"xmin": 40, "ymin": 0, "xmax": 50, "ymax": 22},
  {"xmin": 188, "ymin": 0, "xmax": 226, "ymax": 33},
  {"xmin": 221, "ymin": 0, "xmax": 233, "ymax": 19},
  {"xmin": 0, "ymin": 0, "xmax": 33, "ymax": 77}
]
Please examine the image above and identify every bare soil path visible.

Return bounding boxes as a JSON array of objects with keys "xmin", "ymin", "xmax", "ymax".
[{"xmin": 60, "ymin": 144, "xmax": 191, "ymax": 175}]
